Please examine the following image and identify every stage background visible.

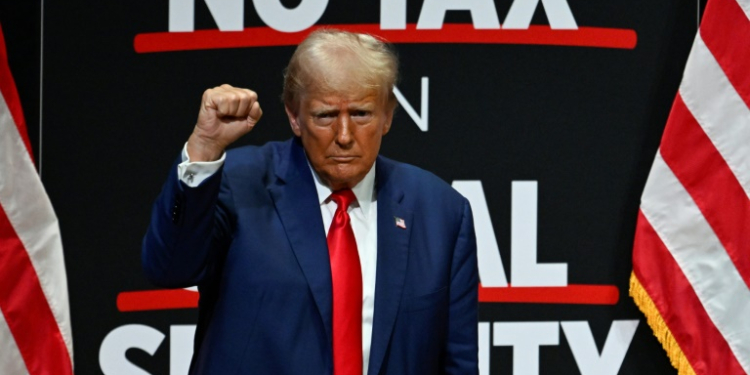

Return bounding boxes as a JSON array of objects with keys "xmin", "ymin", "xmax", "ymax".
[{"xmin": 1, "ymin": 0, "xmax": 708, "ymax": 373}]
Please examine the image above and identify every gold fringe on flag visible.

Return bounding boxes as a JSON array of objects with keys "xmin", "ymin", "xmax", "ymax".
[{"xmin": 629, "ymin": 272, "xmax": 697, "ymax": 375}]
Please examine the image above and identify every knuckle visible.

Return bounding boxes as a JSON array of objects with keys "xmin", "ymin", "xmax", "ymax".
[{"xmin": 202, "ymin": 89, "xmax": 213, "ymax": 100}]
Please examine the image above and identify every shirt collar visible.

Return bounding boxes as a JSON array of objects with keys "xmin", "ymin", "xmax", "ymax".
[{"xmin": 309, "ymin": 161, "xmax": 376, "ymax": 216}]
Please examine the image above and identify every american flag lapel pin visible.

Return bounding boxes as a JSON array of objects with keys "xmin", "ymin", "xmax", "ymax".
[{"xmin": 394, "ymin": 216, "xmax": 406, "ymax": 229}]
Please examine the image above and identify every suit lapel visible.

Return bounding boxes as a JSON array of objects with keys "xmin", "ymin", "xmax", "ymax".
[
  {"xmin": 368, "ymin": 157, "xmax": 412, "ymax": 375},
  {"xmin": 268, "ymin": 145, "xmax": 411, "ymax": 374},
  {"xmin": 267, "ymin": 139, "xmax": 333, "ymax": 349}
]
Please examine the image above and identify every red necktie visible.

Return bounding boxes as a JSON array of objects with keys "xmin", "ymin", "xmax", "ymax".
[{"xmin": 327, "ymin": 189, "xmax": 363, "ymax": 375}]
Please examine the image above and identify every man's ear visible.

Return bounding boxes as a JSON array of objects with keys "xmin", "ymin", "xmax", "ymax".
[
  {"xmin": 382, "ymin": 109, "xmax": 394, "ymax": 135},
  {"xmin": 285, "ymin": 105, "xmax": 302, "ymax": 137}
]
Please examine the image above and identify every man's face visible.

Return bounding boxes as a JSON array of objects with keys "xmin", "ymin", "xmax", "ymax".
[{"xmin": 286, "ymin": 89, "xmax": 393, "ymax": 191}]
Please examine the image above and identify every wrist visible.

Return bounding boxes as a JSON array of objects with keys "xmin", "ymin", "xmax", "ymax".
[{"xmin": 187, "ymin": 133, "xmax": 224, "ymax": 162}]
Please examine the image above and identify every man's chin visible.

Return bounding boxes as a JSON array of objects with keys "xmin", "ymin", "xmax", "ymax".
[{"xmin": 320, "ymin": 169, "xmax": 365, "ymax": 190}]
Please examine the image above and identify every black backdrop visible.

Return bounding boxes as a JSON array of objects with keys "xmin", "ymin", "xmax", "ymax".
[{"xmin": 1, "ymin": 0, "xmax": 708, "ymax": 373}]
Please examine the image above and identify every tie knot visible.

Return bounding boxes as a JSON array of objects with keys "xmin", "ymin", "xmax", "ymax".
[{"xmin": 329, "ymin": 189, "xmax": 357, "ymax": 211}]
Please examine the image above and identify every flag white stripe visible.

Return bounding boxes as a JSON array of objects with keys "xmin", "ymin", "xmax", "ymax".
[
  {"xmin": 0, "ymin": 312, "xmax": 31, "ymax": 375},
  {"xmin": 641, "ymin": 152, "xmax": 750, "ymax": 372},
  {"xmin": 0, "ymin": 91, "xmax": 73, "ymax": 361},
  {"xmin": 679, "ymin": 34, "xmax": 750, "ymax": 202}
]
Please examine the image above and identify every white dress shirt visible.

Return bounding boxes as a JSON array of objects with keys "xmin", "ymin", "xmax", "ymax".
[{"xmin": 178, "ymin": 144, "xmax": 378, "ymax": 375}]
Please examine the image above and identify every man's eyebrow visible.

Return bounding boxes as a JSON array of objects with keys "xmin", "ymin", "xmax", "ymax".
[{"xmin": 311, "ymin": 108, "xmax": 338, "ymax": 116}]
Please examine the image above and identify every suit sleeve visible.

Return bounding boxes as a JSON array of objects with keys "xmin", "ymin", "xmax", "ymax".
[
  {"xmin": 444, "ymin": 198, "xmax": 479, "ymax": 374},
  {"xmin": 141, "ymin": 156, "xmax": 232, "ymax": 288}
]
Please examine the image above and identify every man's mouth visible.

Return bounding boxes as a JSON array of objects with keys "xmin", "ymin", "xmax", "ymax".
[{"xmin": 330, "ymin": 155, "xmax": 357, "ymax": 162}]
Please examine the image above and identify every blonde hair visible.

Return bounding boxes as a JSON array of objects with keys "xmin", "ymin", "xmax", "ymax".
[{"xmin": 283, "ymin": 29, "xmax": 399, "ymax": 113}]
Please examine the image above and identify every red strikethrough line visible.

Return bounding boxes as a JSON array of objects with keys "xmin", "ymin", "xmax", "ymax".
[
  {"xmin": 478, "ymin": 284, "xmax": 619, "ymax": 305},
  {"xmin": 118, "ymin": 284, "xmax": 619, "ymax": 312},
  {"xmin": 117, "ymin": 289, "xmax": 199, "ymax": 312},
  {"xmin": 134, "ymin": 23, "xmax": 637, "ymax": 53}
]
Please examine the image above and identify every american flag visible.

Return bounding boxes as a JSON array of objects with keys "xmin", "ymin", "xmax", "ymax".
[
  {"xmin": 0, "ymin": 24, "xmax": 74, "ymax": 374},
  {"xmin": 395, "ymin": 216, "xmax": 406, "ymax": 229},
  {"xmin": 630, "ymin": 0, "xmax": 750, "ymax": 373}
]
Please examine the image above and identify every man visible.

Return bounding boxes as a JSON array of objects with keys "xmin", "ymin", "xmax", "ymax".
[{"xmin": 143, "ymin": 29, "xmax": 478, "ymax": 374}]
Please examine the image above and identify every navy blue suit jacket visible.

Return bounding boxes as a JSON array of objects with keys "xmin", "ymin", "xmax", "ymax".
[{"xmin": 143, "ymin": 138, "xmax": 478, "ymax": 374}]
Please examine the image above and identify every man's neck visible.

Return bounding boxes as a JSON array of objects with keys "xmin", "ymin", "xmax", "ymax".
[{"xmin": 309, "ymin": 160, "xmax": 377, "ymax": 214}]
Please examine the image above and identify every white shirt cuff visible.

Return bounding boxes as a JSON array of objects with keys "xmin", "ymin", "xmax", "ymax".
[{"xmin": 177, "ymin": 143, "xmax": 226, "ymax": 187}]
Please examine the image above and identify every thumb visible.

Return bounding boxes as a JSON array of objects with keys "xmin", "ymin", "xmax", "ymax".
[{"xmin": 197, "ymin": 91, "xmax": 221, "ymax": 127}]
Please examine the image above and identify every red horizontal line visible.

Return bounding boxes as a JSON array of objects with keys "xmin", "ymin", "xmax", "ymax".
[
  {"xmin": 119, "ymin": 283, "xmax": 619, "ymax": 312},
  {"xmin": 479, "ymin": 284, "xmax": 619, "ymax": 305},
  {"xmin": 134, "ymin": 23, "xmax": 637, "ymax": 53},
  {"xmin": 117, "ymin": 289, "xmax": 198, "ymax": 312}
]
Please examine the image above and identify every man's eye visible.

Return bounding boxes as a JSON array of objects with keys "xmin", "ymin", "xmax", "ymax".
[
  {"xmin": 313, "ymin": 113, "xmax": 335, "ymax": 126},
  {"xmin": 352, "ymin": 110, "xmax": 371, "ymax": 117}
]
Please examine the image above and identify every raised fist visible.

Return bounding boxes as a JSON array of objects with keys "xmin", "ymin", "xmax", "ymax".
[{"xmin": 187, "ymin": 84, "xmax": 263, "ymax": 161}]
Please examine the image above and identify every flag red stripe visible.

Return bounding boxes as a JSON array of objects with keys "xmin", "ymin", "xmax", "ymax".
[
  {"xmin": 117, "ymin": 289, "xmax": 199, "ymax": 312},
  {"xmin": 478, "ymin": 284, "xmax": 619, "ymax": 304},
  {"xmin": 659, "ymin": 95, "xmax": 750, "ymax": 290},
  {"xmin": 700, "ymin": 0, "xmax": 750, "ymax": 109},
  {"xmin": 633, "ymin": 211, "xmax": 744, "ymax": 375},
  {"xmin": 133, "ymin": 24, "xmax": 637, "ymax": 53},
  {"xmin": 0, "ymin": 205, "xmax": 73, "ymax": 375},
  {"xmin": 0, "ymin": 25, "xmax": 33, "ymax": 162}
]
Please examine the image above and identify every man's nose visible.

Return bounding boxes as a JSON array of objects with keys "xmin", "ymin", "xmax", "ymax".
[{"xmin": 335, "ymin": 116, "xmax": 354, "ymax": 147}]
